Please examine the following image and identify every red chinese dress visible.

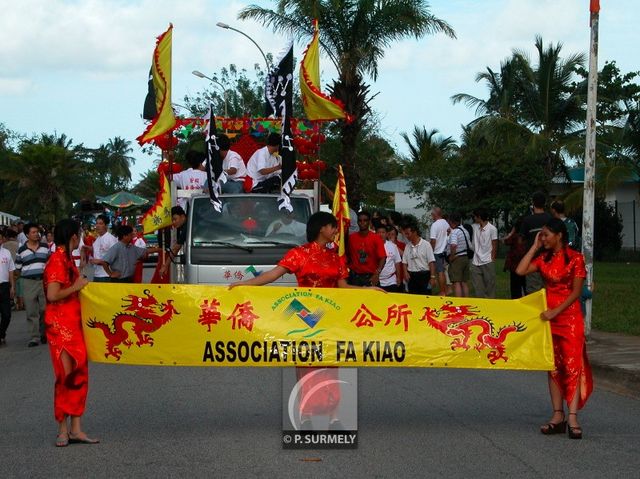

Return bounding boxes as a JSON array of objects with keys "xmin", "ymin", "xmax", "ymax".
[
  {"xmin": 533, "ymin": 248, "xmax": 593, "ymax": 409},
  {"xmin": 43, "ymin": 247, "xmax": 89, "ymax": 422},
  {"xmin": 278, "ymin": 241, "xmax": 348, "ymax": 287},
  {"xmin": 279, "ymin": 242, "xmax": 348, "ymax": 416}
]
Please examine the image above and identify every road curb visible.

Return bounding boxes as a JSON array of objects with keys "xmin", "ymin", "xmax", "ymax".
[{"xmin": 591, "ymin": 362, "xmax": 640, "ymax": 399}]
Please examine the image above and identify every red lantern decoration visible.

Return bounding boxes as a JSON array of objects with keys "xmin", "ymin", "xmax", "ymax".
[
  {"xmin": 153, "ymin": 133, "xmax": 179, "ymax": 151},
  {"xmin": 157, "ymin": 161, "xmax": 183, "ymax": 175},
  {"xmin": 313, "ymin": 160, "xmax": 327, "ymax": 171}
]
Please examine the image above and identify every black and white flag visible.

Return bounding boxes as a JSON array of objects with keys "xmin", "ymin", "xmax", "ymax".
[
  {"xmin": 205, "ymin": 105, "xmax": 224, "ymax": 212},
  {"xmin": 266, "ymin": 39, "xmax": 298, "ymax": 212}
]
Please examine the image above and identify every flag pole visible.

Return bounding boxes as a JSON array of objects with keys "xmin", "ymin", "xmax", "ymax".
[{"xmin": 582, "ymin": 0, "xmax": 600, "ymax": 337}]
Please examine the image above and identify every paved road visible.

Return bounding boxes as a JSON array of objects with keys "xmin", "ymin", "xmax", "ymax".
[{"xmin": 2, "ymin": 310, "xmax": 639, "ymax": 478}]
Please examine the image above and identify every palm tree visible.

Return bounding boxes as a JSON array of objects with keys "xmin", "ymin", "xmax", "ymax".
[
  {"xmin": 91, "ymin": 136, "xmax": 135, "ymax": 193},
  {"xmin": 0, "ymin": 136, "xmax": 90, "ymax": 223},
  {"xmin": 451, "ymin": 58, "xmax": 521, "ymax": 123},
  {"xmin": 452, "ymin": 36, "xmax": 586, "ymax": 183},
  {"xmin": 239, "ymin": 0, "xmax": 455, "ymax": 206},
  {"xmin": 401, "ymin": 126, "xmax": 457, "ymax": 207}
]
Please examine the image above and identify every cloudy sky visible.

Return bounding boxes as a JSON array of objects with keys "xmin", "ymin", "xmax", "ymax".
[{"xmin": 1, "ymin": 0, "xmax": 638, "ymax": 183}]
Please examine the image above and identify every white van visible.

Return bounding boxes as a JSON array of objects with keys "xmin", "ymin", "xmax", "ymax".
[{"xmin": 175, "ymin": 192, "xmax": 315, "ymax": 286}]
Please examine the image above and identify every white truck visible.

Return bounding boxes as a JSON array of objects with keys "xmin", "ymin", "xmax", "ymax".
[{"xmin": 172, "ymin": 190, "xmax": 318, "ymax": 286}]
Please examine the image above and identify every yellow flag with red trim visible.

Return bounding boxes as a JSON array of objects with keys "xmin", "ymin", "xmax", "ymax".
[
  {"xmin": 332, "ymin": 165, "xmax": 350, "ymax": 257},
  {"xmin": 137, "ymin": 24, "xmax": 176, "ymax": 145},
  {"xmin": 141, "ymin": 173, "xmax": 172, "ymax": 234},
  {"xmin": 299, "ymin": 20, "xmax": 350, "ymax": 121}
]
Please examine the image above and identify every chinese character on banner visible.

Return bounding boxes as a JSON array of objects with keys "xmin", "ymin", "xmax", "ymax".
[
  {"xmin": 234, "ymin": 271, "xmax": 245, "ymax": 280},
  {"xmin": 228, "ymin": 301, "xmax": 259, "ymax": 332},
  {"xmin": 223, "ymin": 270, "xmax": 232, "ymax": 280},
  {"xmin": 350, "ymin": 304, "xmax": 383, "ymax": 328},
  {"xmin": 198, "ymin": 298, "xmax": 222, "ymax": 332},
  {"xmin": 386, "ymin": 304, "xmax": 412, "ymax": 332}
]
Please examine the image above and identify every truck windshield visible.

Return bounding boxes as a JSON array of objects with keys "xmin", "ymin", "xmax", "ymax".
[{"xmin": 190, "ymin": 195, "xmax": 311, "ymax": 248}]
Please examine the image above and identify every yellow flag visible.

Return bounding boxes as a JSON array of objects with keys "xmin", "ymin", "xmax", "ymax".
[
  {"xmin": 299, "ymin": 20, "xmax": 350, "ymax": 121},
  {"xmin": 137, "ymin": 24, "xmax": 176, "ymax": 145},
  {"xmin": 141, "ymin": 173, "xmax": 172, "ymax": 234},
  {"xmin": 331, "ymin": 165, "xmax": 351, "ymax": 257}
]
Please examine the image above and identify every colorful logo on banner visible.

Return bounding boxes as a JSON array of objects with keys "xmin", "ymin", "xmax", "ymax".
[
  {"xmin": 79, "ymin": 284, "xmax": 553, "ymax": 370},
  {"xmin": 284, "ymin": 299, "xmax": 326, "ymax": 337}
]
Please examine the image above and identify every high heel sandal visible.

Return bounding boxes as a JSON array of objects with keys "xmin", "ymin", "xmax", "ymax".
[
  {"xmin": 540, "ymin": 409, "xmax": 566, "ymax": 435},
  {"xmin": 567, "ymin": 413, "xmax": 583, "ymax": 440}
]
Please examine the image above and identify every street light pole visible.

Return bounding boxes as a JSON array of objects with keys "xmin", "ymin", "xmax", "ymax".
[
  {"xmin": 216, "ymin": 22, "xmax": 271, "ymax": 72},
  {"xmin": 192, "ymin": 70, "xmax": 228, "ymax": 117}
]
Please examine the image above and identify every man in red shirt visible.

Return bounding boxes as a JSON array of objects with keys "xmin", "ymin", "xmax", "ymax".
[{"xmin": 347, "ymin": 211, "xmax": 387, "ymax": 286}]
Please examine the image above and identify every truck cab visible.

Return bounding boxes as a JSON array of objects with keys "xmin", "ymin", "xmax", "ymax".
[{"xmin": 175, "ymin": 192, "xmax": 315, "ymax": 286}]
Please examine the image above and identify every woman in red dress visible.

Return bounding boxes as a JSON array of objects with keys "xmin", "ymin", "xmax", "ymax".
[
  {"xmin": 44, "ymin": 219, "xmax": 98, "ymax": 447},
  {"xmin": 516, "ymin": 218, "xmax": 593, "ymax": 439},
  {"xmin": 232, "ymin": 211, "xmax": 381, "ymax": 429}
]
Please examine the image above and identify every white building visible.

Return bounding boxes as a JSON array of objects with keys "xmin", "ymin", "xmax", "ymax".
[{"xmin": 0, "ymin": 210, "xmax": 20, "ymax": 226}]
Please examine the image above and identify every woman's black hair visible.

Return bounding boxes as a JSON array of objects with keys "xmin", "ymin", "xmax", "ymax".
[
  {"xmin": 306, "ymin": 211, "xmax": 337, "ymax": 243},
  {"xmin": 53, "ymin": 218, "xmax": 80, "ymax": 262},
  {"xmin": 543, "ymin": 217, "xmax": 570, "ymax": 264}
]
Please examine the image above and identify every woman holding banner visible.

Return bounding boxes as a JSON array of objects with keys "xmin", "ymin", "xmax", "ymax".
[
  {"xmin": 44, "ymin": 219, "xmax": 99, "ymax": 447},
  {"xmin": 231, "ymin": 211, "xmax": 382, "ymax": 429},
  {"xmin": 516, "ymin": 218, "xmax": 593, "ymax": 439}
]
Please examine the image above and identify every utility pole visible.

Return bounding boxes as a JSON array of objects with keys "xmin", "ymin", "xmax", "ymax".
[{"xmin": 582, "ymin": 0, "xmax": 600, "ymax": 337}]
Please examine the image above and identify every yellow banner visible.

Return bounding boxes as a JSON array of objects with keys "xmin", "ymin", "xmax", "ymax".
[{"xmin": 79, "ymin": 284, "xmax": 553, "ymax": 370}]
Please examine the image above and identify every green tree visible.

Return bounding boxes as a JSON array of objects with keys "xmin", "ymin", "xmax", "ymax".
[
  {"xmin": 0, "ymin": 133, "xmax": 90, "ymax": 223},
  {"xmin": 451, "ymin": 58, "xmax": 521, "ymax": 123},
  {"xmin": 132, "ymin": 169, "xmax": 161, "ymax": 200},
  {"xmin": 319, "ymin": 127, "xmax": 404, "ymax": 209},
  {"xmin": 453, "ymin": 36, "xmax": 587, "ymax": 184},
  {"xmin": 239, "ymin": 0, "xmax": 455, "ymax": 206},
  {"xmin": 401, "ymin": 126, "xmax": 457, "ymax": 199},
  {"xmin": 411, "ymin": 123, "xmax": 546, "ymax": 221},
  {"xmin": 184, "ymin": 63, "xmax": 268, "ymax": 117},
  {"xmin": 90, "ymin": 136, "xmax": 135, "ymax": 194}
]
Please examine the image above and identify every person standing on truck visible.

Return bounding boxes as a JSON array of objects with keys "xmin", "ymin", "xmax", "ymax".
[
  {"xmin": 218, "ymin": 134, "xmax": 248, "ymax": 194},
  {"xmin": 173, "ymin": 151, "xmax": 208, "ymax": 209},
  {"xmin": 158, "ymin": 206, "xmax": 187, "ymax": 279},
  {"xmin": 247, "ymin": 133, "xmax": 282, "ymax": 193}
]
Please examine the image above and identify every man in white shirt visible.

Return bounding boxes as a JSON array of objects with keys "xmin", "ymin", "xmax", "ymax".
[
  {"xmin": 265, "ymin": 211, "xmax": 306, "ymax": 238},
  {"xmin": 429, "ymin": 207, "xmax": 450, "ymax": 296},
  {"xmin": 0, "ymin": 238, "xmax": 16, "ymax": 346},
  {"xmin": 401, "ymin": 219, "xmax": 436, "ymax": 295},
  {"xmin": 89, "ymin": 215, "xmax": 118, "ymax": 282},
  {"xmin": 247, "ymin": 133, "xmax": 282, "ymax": 193},
  {"xmin": 447, "ymin": 213, "xmax": 472, "ymax": 297},
  {"xmin": 15, "ymin": 221, "xmax": 27, "ymax": 247},
  {"xmin": 217, "ymin": 134, "xmax": 247, "ymax": 194},
  {"xmin": 376, "ymin": 225, "xmax": 402, "ymax": 292},
  {"xmin": 173, "ymin": 150, "xmax": 208, "ymax": 209},
  {"xmin": 470, "ymin": 207, "xmax": 498, "ymax": 298}
]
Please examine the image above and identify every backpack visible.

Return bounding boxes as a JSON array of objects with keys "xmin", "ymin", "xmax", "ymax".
[
  {"xmin": 462, "ymin": 223, "xmax": 474, "ymax": 242},
  {"xmin": 457, "ymin": 226, "xmax": 474, "ymax": 259},
  {"xmin": 563, "ymin": 217, "xmax": 581, "ymax": 251}
]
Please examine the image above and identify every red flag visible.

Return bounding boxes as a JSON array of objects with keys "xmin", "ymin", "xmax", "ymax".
[{"xmin": 151, "ymin": 252, "xmax": 170, "ymax": 284}]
